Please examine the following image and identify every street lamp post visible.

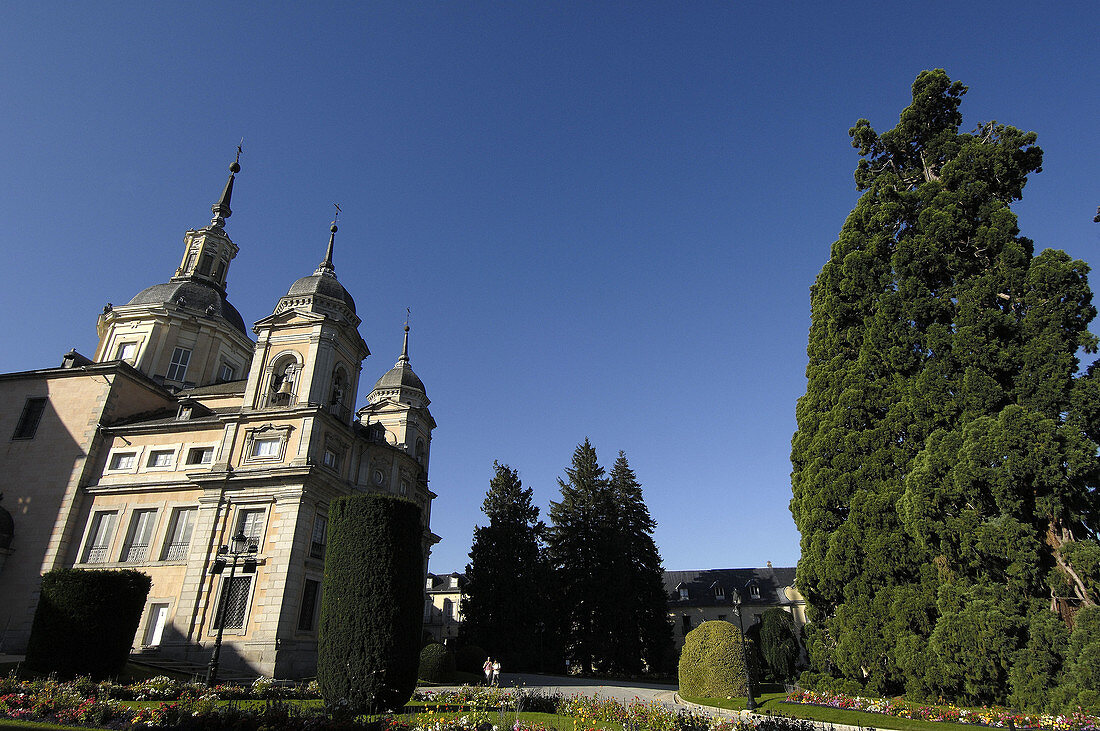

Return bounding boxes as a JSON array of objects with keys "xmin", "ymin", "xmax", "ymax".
[
  {"xmin": 206, "ymin": 530, "xmax": 257, "ymax": 686},
  {"xmin": 731, "ymin": 591, "xmax": 757, "ymax": 712}
]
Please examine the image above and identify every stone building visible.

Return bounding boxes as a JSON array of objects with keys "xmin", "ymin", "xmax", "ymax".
[
  {"xmin": 663, "ymin": 565, "xmax": 806, "ymax": 650},
  {"xmin": 423, "ymin": 571, "xmax": 466, "ymax": 644},
  {"xmin": 0, "ymin": 155, "xmax": 438, "ymax": 678}
]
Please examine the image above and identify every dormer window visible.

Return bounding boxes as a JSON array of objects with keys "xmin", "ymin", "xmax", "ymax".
[
  {"xmin": 749, "ymin": 584, "xmax": 761, "ymax": 600},
  {"xmin": 449, "ymin": 576, "xmax": 459, "ymax": 588},
  {"xmin": 678, "ymin": 585, "xmax": 689, "ymax": 600},
  {"xmin": 426, "ymin": 577, "xmax": 434, "ymax": 590},
  {"xmin": 713, "ymin": 585, "xmax": 725, "ymax": 599}
]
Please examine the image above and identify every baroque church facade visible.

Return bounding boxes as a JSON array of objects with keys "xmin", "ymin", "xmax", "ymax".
[{"xmin": 0, "ymin": 156, "xmax": 438, "ymax": 678}]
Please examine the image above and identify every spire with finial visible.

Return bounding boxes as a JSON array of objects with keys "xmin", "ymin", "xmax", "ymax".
[
  {"xmin": 316, "ymin": 203, "xmax": 340, "ymax": 277},
  {"xmin": 211, "ymin": 141, "xmax": 243, "ymax": 227},
  {"xmin": 397, "ymin": 322, "xmax": 411, "ymax": 368}
]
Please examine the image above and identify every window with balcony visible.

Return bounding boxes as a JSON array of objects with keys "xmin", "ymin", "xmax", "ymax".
[
  {"xmin": 162, "ymin": 507, "xmax": 196, "ymax": 561},
  {"xmin": 121, "ymin": 509, "xmax": 157, "ymax": 562},
  {"xmin": 236, "ymin": 508, "xmax": 266, "ymax": 549},
  {"xmin": 81, "ymin": 511, "xmax": 117, "ymax": 563}
]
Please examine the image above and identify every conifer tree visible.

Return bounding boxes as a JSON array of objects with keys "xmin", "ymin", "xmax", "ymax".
[
  {"xmin": 791, "ymin": 69, "xmax": 1100, "ymax": 703},
  {"xmin": 461, "ymin": 462, "xmax": 549, "ymax": 670},
  {"xmin": 547, "ymin": 438, "xmax": 616, "ymax": 672},
  {"xmin": 607, "ymin": 451, "xmax": 673, "ymax": 673}
]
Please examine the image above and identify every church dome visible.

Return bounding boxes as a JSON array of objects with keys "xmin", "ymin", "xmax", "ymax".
[
  {"xmin": 285, "ymin": 272, "xmax": 357, "ymax": 314},
  {"xmin": 127, "ymin": 280, "xmax": 247, "ymax": 335},
  {"xmin": 373, "ymin": 361, "xmax": 425, "ymax": 393}
]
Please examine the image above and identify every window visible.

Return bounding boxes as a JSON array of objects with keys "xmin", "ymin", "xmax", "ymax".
[
  {"xmin": 166, "ymin": 347, "xmax": 191, "ymax": 381},
  {"xmin": 297, "ymin": 579, "xmax": 321, "ymax": 631},
  {"xmin": 182, "ymin": 252, "xmax": 195, "ymax": 273},
  {"xmin": 219, "ymin": 363, "xmax": 236, "ymax": 382},
  {"xmin": 310, "ymin": 514, "xmax": 327, "ymax": 559},
  {"xmin": 443, "ymin": 598, "xmax": 454, "ymax": 622},
  {"xmin": 400, "ymin": 480, "xmax": 409, "ymax": 496},
  {"xmin": 237, "ymin": 508, "xmax": 266, "ymax": 549},
  {"xmin": 12, "ymin": 397, "xmax": 47, "ymax": 440},
  {"xmin": 197, "ymin": 253, "xmax": 214, "ymax": 276},
  {"xmin": 416, "ymin": 438, "xmax": 426, "ymax": 463},
  {"xmin": 186, "ymin": 446, "xmax": 214, "ymax": 465},
  {"xmin": 682, "ymin": 615, "xmax": 693, "ymax": 636},
  {"xmin": 252, "ymin": 438, "xmax": 281, "ymax": 458},
  {"xmin": 82, "ymin": 511, "xmax": 117, "ymax": 563},
  {"xmin": 109, "ymin": 452, "xmax": 136, "ymax": 470},
  {"xmin": 162, "ymin": 507, "xmax": 196, "ymax": 560},
  {"xmin": 678, "ymin": 586, "xmax": 689, "ymax": 600},
  {"xmin": 121, "ymin": 509, "xmax": 157, "ymax": 562},
  {"xmin": 714, "ymin": 585, "xmax": 725, "ymax": 599},
  {"xmin": 147, "ymin": 450, "xmax": 175, "ymax": 468},
  {"xmin": 115, "ymin": 342, "xmax": 137, "ymax": 361},
  {"xmin": 214, "ymin": 576, "xmax": 251, "ymax": 630},
  {"xmin": 322, "ymin": 448, "xmax": 340, "ymax": 469},
  {"xmin": 750, "ymin": 584, "xmax": 761, "ymax": 599}
]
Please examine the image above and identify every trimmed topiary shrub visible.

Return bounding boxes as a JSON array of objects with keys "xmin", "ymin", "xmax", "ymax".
[
  {"xmin": 317, "ymin": 494, "xmax": 424, "ymax": 714},
  {"xmin": 418, "ymin": 643, "xmax": 456, "ymax": 683},
  {"xmin": 454, "ymin": 643, "xmax": 488, "ymax": 675},
  {"xmin": 25, "ymin": 568, "xmax": 151, "ymax": 679},
  {"xmin": 678, "ymin": 620, "xmax": 748, "ymax": 698}
]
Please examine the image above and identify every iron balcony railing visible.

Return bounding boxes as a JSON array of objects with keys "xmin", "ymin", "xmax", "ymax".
[{"xmin": 122, "ymin": 543, "xmax": 149, "ymax": 563}]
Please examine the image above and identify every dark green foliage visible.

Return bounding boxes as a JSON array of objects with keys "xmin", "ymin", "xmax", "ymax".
[
  {"xmin": 790, "ymin": 69, "xmax": 1100, "ymax": 705},
  {"xmin": 418, "ymin": 643, "xmax": 456, "ymax": 683},
  {"xmin": 1009, "ymin": 602, "xmax": 1070, "ymax": 712},
  {"xmin": 606, "ymin": 452, "xmax": 674, "ymax": 673},
  {"xmin": 1053, "ymin": 607, "xmax": 1100, "ymax": 713},
  {"xmin": 317, "ymin": 494, "xmax": 424, "ymax": 713},
  {"xmin": 548, "ymin": 441, "xmax": 671, "ymax": 673},
  {"xmin": 461, "ymin": 462, "xmax": 551, "ymax": 671},
  {"xmin": 453, "ymin": 644, "xmax": 487, "ymax": 675},
  {"xmin": 678, "ymin": 620, "xmax": 749, "ymax": 698},
  {"xmin": 25, "ymin": 568, "xmax": 151, "ymax": 679},
  {"xmin": 756, "ymin": 608, "xmax": 801, "ymax": 681}
]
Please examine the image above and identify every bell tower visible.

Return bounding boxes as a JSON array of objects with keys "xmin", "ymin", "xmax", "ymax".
[
  {"xmin": 359, "ymin": 324, "xmax": 435, "ymax": 470},
  {"xmin": 242, "ymin": 215, "xmax": 369, "ymax": 424}
]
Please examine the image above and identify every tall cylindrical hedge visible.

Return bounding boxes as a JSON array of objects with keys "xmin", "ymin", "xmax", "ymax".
[
  {"xmin": 25, "ymin": 568, "xmax": 152, "ymax": 679},
  {"xmin": 678, "ymin": 620, "xmax": 749, "ymax": 698},
  {"xmin": 317, "ymin": 494, "xmax": 424, "ymax": 713}
]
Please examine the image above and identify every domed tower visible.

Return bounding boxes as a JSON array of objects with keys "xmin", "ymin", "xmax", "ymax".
[
  {"xmin": 93, "ymin": 151, "xmax": 253, "ymax": 388},
  {"xmin": 359, "ymin": 324, "xmax": 435, "ymax": 470},
  {"xmin": 241, "ymin": 217, "xmax": 369, "ymax": 424}
]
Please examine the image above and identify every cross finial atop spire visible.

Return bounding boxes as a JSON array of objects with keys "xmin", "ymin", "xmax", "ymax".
[
  {"xmin": 211, "ymin": 141, "xmax": 243, "ymax": 227},
  {"xmin": 398, "ymin": 311, "xmax": 411, "ymax": 366},
  {"xmin": 316, "ymin": 203, "xmax": 340, "ymax": 276}
]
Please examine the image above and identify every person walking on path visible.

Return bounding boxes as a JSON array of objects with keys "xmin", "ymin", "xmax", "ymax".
[
  {"xmin": 483, "ymin": 657, "xmax": 493, "ymax": 686},
  {"xmin": 491, "ymin": 658, "xmax": 501, "ymax": 686}
]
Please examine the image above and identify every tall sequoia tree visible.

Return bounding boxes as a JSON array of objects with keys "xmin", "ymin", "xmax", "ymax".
[
  {"xmin": 790, "ymin": 69, "xmax": 1100, "ymax": 705},
  {"xmin": 606, "ymin": 451, "xmax": 673, "ymax": 673},
  {"xmin": 461, "ymin": 462, "xmax": 550, "ymax": 670}
]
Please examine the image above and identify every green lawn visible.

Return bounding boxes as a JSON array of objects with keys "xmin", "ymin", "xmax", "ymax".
[
  {"xmin": 682, "ymin": 695, "xmax": 991, "ymax": 731},
  {"xmin": 0, "ymin": 721, "xmax": 88, "ymax": 731}
]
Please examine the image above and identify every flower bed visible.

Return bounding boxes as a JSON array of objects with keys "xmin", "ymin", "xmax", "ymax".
[{"xmin": 784, "ymin": 689, "xmax": 1100, "ymax": 731}]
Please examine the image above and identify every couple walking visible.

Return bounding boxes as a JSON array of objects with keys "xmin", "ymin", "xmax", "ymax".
[{"xmin": 482, "ymin": 657, "xmax": 502, "ymax": 686}]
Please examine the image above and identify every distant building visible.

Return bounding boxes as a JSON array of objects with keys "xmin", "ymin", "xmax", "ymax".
[
  {"xmin": 0, "ymin": 155, "xmax": 439, "ymax": 678},
  {"xmin": 423, "ymin": 571, "xmax": 466, "ymax": 643},
  {"xmin": 663, "ymin": 564, "xmax": 806, "ymax": 649}
]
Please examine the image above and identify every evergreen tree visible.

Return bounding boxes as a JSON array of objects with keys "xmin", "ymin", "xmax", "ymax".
[
  {"xmin": 461, "ymin": 462, "xmax": 550, "ymax": 670},
  {"xmin": 548, "ymin": 438, "xmax": 616, "ymax": 672},
  {"xmin": 607, "ymin": 451, "xmax": 673, "ymax": 673},
  {"xmin": 791, "ymin": 69, "xmax": 1100, "ymax": 702}
]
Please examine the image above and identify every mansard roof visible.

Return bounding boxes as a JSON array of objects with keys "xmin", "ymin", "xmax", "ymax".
[{"xmin": 663, "ymin": 566, "xmax": 796, "ymax": 607}]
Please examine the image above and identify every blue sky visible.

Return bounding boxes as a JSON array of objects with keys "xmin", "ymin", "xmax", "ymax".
[{"xmin": 1, "ymin": 2, "xmax": 1096, "ymax": 574}]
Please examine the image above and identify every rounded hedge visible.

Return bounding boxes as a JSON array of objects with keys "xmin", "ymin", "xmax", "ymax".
[
  {"xmin": 317, "ymin": 494, "xmax": 425, "ymax": 713},
  {"xmin": 679, "ymin": 620, "xmax": 749, "ymax": 698},
  {"xmin": 25, "ymin": 568, "xmax": 152, "ymax": 680},
  {"xmin": 418, "ymin": 643, "xmax": 456, "ymax": 683},
  {"xmin": 454, "ymin": 644, "xmax": 488, "ymax": 675}
]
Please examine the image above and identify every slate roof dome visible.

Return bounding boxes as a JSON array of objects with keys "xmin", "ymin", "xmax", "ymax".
[
  {"xmin": 285, "ymin": 272, "xmax": 357, "ymax": 313},
  {"xmin": 372, "ymin": 325, "xmax": 426, "ymax": 394},
  {"xmin": 127, "ymin": 280, "xmax": 247, "ymax": 335},
  {"xmin": 373, "ymin": 360, "xmax": 425, "ymax": 393}
]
